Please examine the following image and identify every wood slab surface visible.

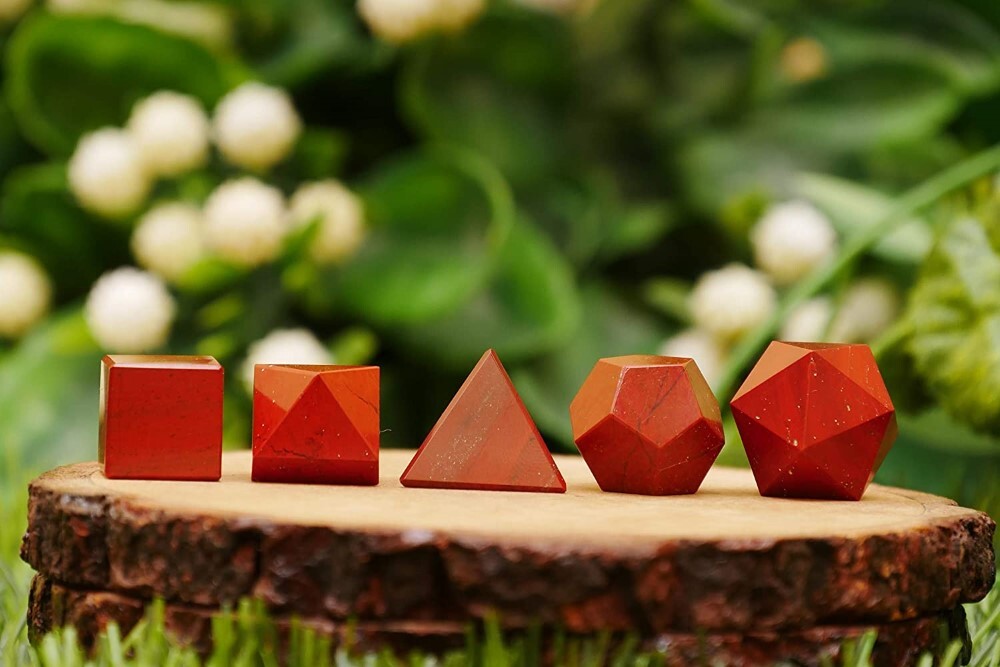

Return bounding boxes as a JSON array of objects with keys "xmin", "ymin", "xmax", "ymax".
[{"xmin": 22, "ymin": 450, "xmax": 995, "ymax": 634}]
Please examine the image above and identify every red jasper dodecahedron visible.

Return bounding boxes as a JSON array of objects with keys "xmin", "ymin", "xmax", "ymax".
[
  {"xmin": 252, "ymin": 364, "xmax": 379, "ymax": 485},
  {"xmin": 569, "ymin": 355, "xmax": 725, "ymax": 495},
  {"xmin": 100, "ymin": 355, "xmax": 224, "ymax": 481},
  {"xmin": 730, "ymin": 342, "xmax": 897, "ymax": 501}
]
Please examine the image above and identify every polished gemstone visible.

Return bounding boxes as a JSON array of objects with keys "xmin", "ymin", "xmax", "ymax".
[
  {"xmin": 730, "ymin": 341, "xmax": 897, "ymax": 501},
  {"xmin": 99, "ymin": 355, "xmax": 223, "ymax": 481},
  {"xmin": 570, "ymin": 355, "xmax": 724, "ymax": 495},
  {"xmin": 400, "ymin": 349, "xmax": 566, "ymax": 493},
  {"xmin": 252, "ymin": 364, "xmax": 379, "ymax": 485}
]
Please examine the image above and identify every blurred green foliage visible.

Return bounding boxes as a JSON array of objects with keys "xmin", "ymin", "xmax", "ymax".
[{"xmin": 0, "ymin": 0, "xmax": 998, "ymax": 510}]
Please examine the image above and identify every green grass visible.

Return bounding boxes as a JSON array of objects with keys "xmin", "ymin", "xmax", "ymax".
[{"xmin": 1, "ymin": 470, "xmax": 997, "ymax": 667}]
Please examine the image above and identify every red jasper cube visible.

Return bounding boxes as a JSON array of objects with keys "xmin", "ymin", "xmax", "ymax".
[
  {"xmin": 570, "ymin": 355, "xmax": 724, "ymax": 495},
  {"xmin": 252, "ymin": 365, "xmax": 379, "ymax": 485},
  {"xmin": 99, "ymin": 355, "xmax": 224, "ymax": 481},
  {"xmin": 730, "ymin": 342, "xmax": 897, "ymax": 501}
]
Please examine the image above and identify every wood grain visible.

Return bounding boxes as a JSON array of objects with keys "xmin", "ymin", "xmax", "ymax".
[{"xmin": 22, "ymin": 450, "xmax": 995, "ymax": 633}]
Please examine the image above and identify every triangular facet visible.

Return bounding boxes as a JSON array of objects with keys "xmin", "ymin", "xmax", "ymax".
[
  {"xmin": 732, "ymin": 341, "xmax": 810, "ymax": 402},
  {"xmin": 254, "ymin": 376, "xmax": 374, "ymax": 464},
  {"xmin": 813, "ymin": 345, "xmax": 894, "ymax": 410},
  {"xmin": 801, "ymin": 354, "xmax": 893, "ymax": 443},
  {"xmin": 400, "ymin": 350, "xmax": 566, "ymax": 493},
  {"xmin": 731, "ymin": 408, "xmax": 802, "ymax": 494},
  {"xmin": 732, "ymin": 354, "xmax": 812, "ymax": 449},
  {"xmin": 253, "ymin": 365, "xmax": 318, "ymax": 444},
  {"xmin": 318, "ymin": 367, "xmax": 380, "ymax": 452}
]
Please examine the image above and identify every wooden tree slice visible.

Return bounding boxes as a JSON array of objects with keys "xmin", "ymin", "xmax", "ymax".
[
  {"xmin": 28, "ymin": 576, "xmax": 969, "ymax": 667},
  {"xmin": 22, "ymin": 450, "xmax": 995, "ymax": 634}
]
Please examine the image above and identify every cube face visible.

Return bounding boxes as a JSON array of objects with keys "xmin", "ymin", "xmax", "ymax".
[
  {"xmin": 252, "ymin": 364, "xmax": 379, "ymax": 485},
  {"xmin": 100, "ymin": 355, "xmax": 224, "ymax": 481},
  {"xmin": 730, "ymin": 341, "xmax": 897, "ymax": 501},
  {"xmin": 570, "ymin": 355, "xmax": 724, "ymax": 496}
]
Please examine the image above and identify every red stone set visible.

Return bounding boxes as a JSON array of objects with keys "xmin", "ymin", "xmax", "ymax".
[{"xmin": 99, "ymin": 341, "xmax": 897, "ymax": 501}]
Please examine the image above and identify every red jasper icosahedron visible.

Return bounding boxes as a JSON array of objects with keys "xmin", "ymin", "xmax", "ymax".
[
  {"xmin": 570, "ymin": 355, "xmax": 725, "ymax": 495},
  {"xmin": 400, "ymin": 349, "xmax": 566, "ymax": 493},
  {"xmin": 252, "ymin": 364, "xmax": 379, "ymax": 485},
  {"xmin": 100, "ymin": 355, "xmax": 224, "ymax": 481},
  {"xmin": 730, "ymin": 341, "xmax": 897, "ymax": 501}
]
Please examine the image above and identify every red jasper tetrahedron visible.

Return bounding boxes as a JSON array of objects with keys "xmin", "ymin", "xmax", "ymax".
[
  {"xmin": 730, "ymin": 342, "xmax": 897, "ymax": 501},
  {"xmin": 100, "ymin": 355, "xmax": 224, "ymax": 481},
  {"xmin": 570, "ymin": 355, "xmax": 724, "ymax": 495},
  {"xmin": 400, "ymin": 349, "xmax": 566, "ymax": 493},
  {"xmin": 252, "ymin": 364, "xmax": 379, "ymax": 485}
]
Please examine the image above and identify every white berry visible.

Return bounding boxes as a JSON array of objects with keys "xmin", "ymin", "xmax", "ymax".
[
  {"xmin": 780, "ymin": 297, "xmax": 833, "ymax": 342},
  {"xmin": 690, "ymin": 264, "xmax": 777, "ymax": 342},
  {"xmin": 241, "ymin": 328, "xmax": 332, "ymax": 390},
  {"xmin": 127, "ymin": 91, "xmax": 210, "ymax": 177},
  {"xmin": 830, "ymin": 278, "xmax": 900, "ymax": 343},
  {"xmin": 289, "ymin": 180, "xmax": 367, "ymax": 264},
  {"xmin": 658, "ymin": 328, "xmax": 726, "ymax": 390},
  {"xmin": 0, "ymin": 251, "xmax": 52, "ymax": 338},
  {"xmin": 68, "ymin": 128, "xmax": 151, "ymax": 219},
  {"xmin": 203, "ymin": 178, "xmax": 287, "ymax": 267},
  {"xmin": 751, "ymin": 200, "xmax": 837, "ymax": 285},
  {"xmin": 358, "ymin": 0, "xmax": 482, "ymax": 42},
  {"xmin": 131, "ymin": 202, "xmax": 205, "ymax": 282},
  {"xmin": 85, "ymin": 267, "xmax": 176, "ymax": 352},
  {"xmin": 436, "ymin": 0, "xmax": 485, "ymax": 30},
  {"xmin": 212, "ymin": 83, "xmax": 301, "ymax": 171}
]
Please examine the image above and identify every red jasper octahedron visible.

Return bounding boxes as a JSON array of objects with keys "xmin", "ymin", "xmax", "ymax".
[
  {"xmin": 730, "ymin": 342, "xmax": 897, "ymax": 501},
  {"xmin": 100, "ymin": 355, "xmax": 224, "ymax": 481},
  {"xmin": 570, "ymin": 355, "xmax": 725, "ymax": 495},
  {"xmin": 252, "ymin": 364, "xmax": 379, "ymax": 485}
]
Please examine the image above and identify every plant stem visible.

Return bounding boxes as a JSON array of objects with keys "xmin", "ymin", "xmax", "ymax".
[{"xmin": 715, "ymin": 142, "xmax": 1000, "ymax": 404}]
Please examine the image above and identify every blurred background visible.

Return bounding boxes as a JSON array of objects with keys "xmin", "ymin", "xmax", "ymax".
[{"xmin": 0, "ymin": 0, "xmax": 998, "ymax": 514}]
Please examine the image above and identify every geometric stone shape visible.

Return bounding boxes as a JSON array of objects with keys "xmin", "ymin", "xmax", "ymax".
[
  {"xmin": 99, "ymin": 355, "xmax": 224, "ymax": 481},
  {"xmin": 730, "ymin": 341, "xmax": 897, "ymax": 501},
  {"xmin": 570, "ymin": 355, "xmax": 725, "ymax": 495},
  {"xmin": 400, "ymin": 349, "xmax": 565, "ymax": 493},
  {"xmin": 251, "ymin": 364, "xmax": 379, "ymax": 485}
]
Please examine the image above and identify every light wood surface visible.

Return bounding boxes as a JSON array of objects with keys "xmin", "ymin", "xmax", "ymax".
[
  {"xmin": 22, "ymin": 450, "xmax": 996, "ymax": 635},
  {"xmin": 29, "ymin": 450, "xmax": 986, "ymax": 544}
]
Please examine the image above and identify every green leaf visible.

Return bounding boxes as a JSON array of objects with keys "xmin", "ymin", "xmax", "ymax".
[
  {"xmin": 0, "ymin": 97, "xmax": 31, "ymax": 183},
  {"xmin": 328, "ymin": 327, "xmax": 379, "ymax": 366},
  {"xmin": 0, "ymin": 163, "xmax": 126, "ymax": 298},
  {"xmin": 0, "ymin": 308, "xmax": 101, "ymax": 478},
  {"xmin": 4, "ymin": 14, "xmax": 247, "ymax": 155},
  {"xmin": 678, "ymin": 128, "xmax": 825, "ymax": 217},
  {"xmin": 876, "ymin": 410, "xmax": 1000, "ymax": 516},
  {"xmin": 283, "ymin": 127, "xmax": 349, "ymax": 181},
  {"xmin": 907, "ymin": 205, "xmax": 1000, "ymax": 438},
  {"xmin": 531, "ymin": 175, "xmax": 674, "ymax": 268},
  {"xmin": 511, "ymin": 283, "xmax": 669, "ymax": 448},
  {"xmin": 393, "ymin": 217, "xmax": 581, "ymax": 369},
  {"xmin": 794, "ymin": 172, "xmax": 933, "ymax": 263},
  {"xmin": 760, "ymin": 64, "xmax": 961, "ymax": 153},
  {"xmin": 808, "ymin": 6, "xmax": 1000, "ymax": 95},
  {"xmin": 253, "ymin": 0, "xmax": 392, "ymax": 87},
  {"xmin": 304, "ymin": 148, "xmax": 515, "ymax": 326},
  {"xmin": 641, "ymin": 277, "xmax": 691, "ymax": 323},
  {"xmin": 400, "ymin": 10, "xmax": 573, "ymax": 188}
]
